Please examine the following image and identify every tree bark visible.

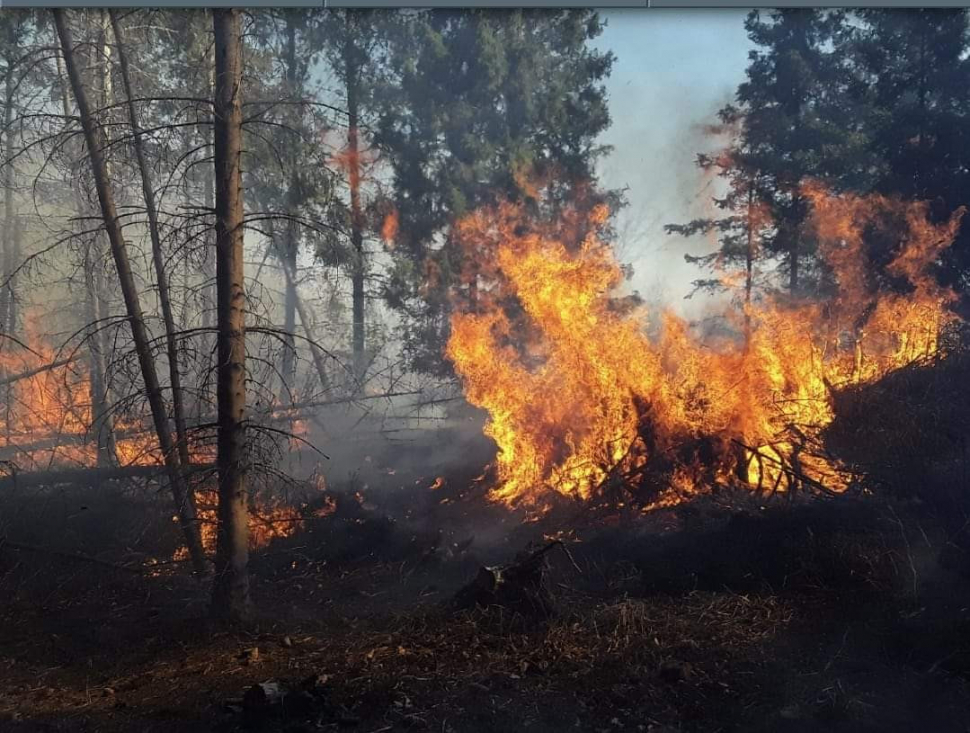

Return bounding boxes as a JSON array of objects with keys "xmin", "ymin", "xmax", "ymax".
[
  {"xmin": 211, "ymin": 7, "xmax": 250, "ymax": 623},
  {"xmin": 280, "ymin": 17, "xmax": 299, "ymax": 397},
  {"xmin": 344, "ymin": 33, "xmax": 366, "ymax": 378},
  {"xmin": 57, "ymin": 25, "xmax": 117, "ymax": 466},
  {"xmin": 109, "ymin": 10, "xmax": 192, "ymax": 469},
  {"xmin": 744, "ymin": 182, "xmax": 754, "ymax": 345},
  {"xmin": 53, "ymin": 9, "xmax": 207, "ymax": 573},
  {"xmin": 82, "ymin": 236, "xmax": 117, "ymax": 465},
  {"xmin": 789, "ymin": 234, "xmax": 799, "ymax": 294},
  {"xmin": 0, "ymin": 56, "xmax": 17, "ymax": 335},
  {"xmin": 200, "ymin": 19, "xmax": 217, "ymax": 405},
  {"xmin": 278, "ymin": 254, "xmax": 331, "ymax": 394}
]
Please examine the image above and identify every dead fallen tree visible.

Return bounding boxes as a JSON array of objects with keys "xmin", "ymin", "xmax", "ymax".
[{"xmin": 0, "ymin": 356, "xmax": 78, "ymax": 387}]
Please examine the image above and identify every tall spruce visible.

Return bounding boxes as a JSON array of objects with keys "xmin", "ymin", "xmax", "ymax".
[{"xmin": 733, "ymin": 10, "xmax": 852, "ymax": 295}]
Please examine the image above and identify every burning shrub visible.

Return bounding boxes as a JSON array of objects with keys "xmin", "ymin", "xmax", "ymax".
[{"xmin": 446, "ymin": 187, "xmax": 963, "ymax": 512}]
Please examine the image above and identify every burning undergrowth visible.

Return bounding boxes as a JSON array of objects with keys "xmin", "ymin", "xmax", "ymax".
[{"xmin": 446, "ymin": 184, "xmax": 965, "ymax": 512}]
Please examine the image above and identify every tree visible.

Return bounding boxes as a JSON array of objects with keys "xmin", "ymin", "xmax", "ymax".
[
  {"xmin": 318, "ymin": 10, "xmax": 388, "ymax": 379},
  {"xmin": 852, "ymin": 10, "xmax": 970, "ymax": 287},
  {"xmin": 665, "ymin": 136, "xmax": 773, "ymax": 338},
  {"xmin": 109, "ymin": 9, "xmax": 192, "ymax": 468},
  {"xmin": 49, "ymin": 14, "xmax": 119, "ymax": 466},
  {"xmin": 52, "ymin": 8, "xmax": 208, "ymax": 574},
  {"xmin": 730, "ymin": 10, "xmax": 856, "ymax": 294},
  {"xmin": 374, "ymin": 10, "xmax": 618, "ymax": 374},
  {"xmin": 0, "ymin": 12, "xmax": 30, "ymax": 336},
  {"xmin": 210, "ymin": 7, "xmax": 250, "ymax": 623},
  {"xmin": 246, "ymin": 9, "xmax": 338, "ymax": 400}
]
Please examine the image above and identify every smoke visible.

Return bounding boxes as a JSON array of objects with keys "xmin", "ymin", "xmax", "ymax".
[{"xmin": 595, "ymin": 10, "xmax": 752, "ymax": 318}]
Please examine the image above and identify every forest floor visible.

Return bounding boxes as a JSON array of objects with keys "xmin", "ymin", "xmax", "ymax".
[{"xmin": 2, "ymin": 480, "xmax": 970, "ymax": 733}]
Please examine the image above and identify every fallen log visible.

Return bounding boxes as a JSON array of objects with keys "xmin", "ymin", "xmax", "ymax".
[
  {"xmin": 0, "ymin": 463, "xmax": 213, "ymax": 491},
  {"xmin": 0, "ymin": 356, "xmax": 79, "ymax": 387}
]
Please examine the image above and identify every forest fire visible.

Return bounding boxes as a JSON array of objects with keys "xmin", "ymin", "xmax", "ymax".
[
  {"xmin": 8, "ymin": 7, "xmax": 970, "ymax": 732},
  {"xmin": 0, "ymin": 316, "xmax": 170, "ymax": 469},
  {"xmin": 446, "ymin": 186, "xmax": 963, "ymax": 510}
]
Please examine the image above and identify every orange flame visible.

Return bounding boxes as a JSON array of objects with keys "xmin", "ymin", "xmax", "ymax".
[
  {"xmin": 446, "ymin": 186, "xmax": 963, "ymax": 509},
  {"xmin": 381, "ymin": 209, "xmax": 399, "ymax": 248}
]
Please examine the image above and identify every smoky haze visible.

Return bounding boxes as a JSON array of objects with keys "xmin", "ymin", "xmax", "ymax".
[{"xmin": 596, "ymin": 9, "xmax": 752, "ymax": 317}]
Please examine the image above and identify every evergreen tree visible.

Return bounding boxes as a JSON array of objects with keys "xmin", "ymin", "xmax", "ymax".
[
  {"xmin": 672, "ymin": 10, "xmax": 870, "ymax": 304},
  {"xmin": 735, "ymin": 10, "xmax": 855, "ymax": 295},
  {"xmin": 852, "ymin": 9, "xmax": 970, "ymax": 287},
  {"xmin": 373, "ymin": 9, "xmax": 618, "ymax": 374}
]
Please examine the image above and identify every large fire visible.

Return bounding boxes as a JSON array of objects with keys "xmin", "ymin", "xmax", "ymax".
[{"xmin": 446, "ymin": 185, "xmax": 963, "ymax": 510}]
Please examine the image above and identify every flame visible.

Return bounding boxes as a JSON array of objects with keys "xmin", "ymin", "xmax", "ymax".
[
  {"xmin": 381, "ymin": 209, "xmax": 399, "ymax": 248},
  {"xmin": 0, "ymin": 311, "xmax": 218, "ymax": 469},
  {"xmin": 446, "ymin": 186, "xmax": 963, "ymax": 509},
  {"xmin": 171, "ymin": 500, "xmax": 307, "ymax": 562}
]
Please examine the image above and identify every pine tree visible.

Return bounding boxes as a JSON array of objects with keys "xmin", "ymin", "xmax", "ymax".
[
  {"xmin": 733, "ymin": 10, "xmax": 856, "ymax": 295},
  {"xmin": 373, "ymin": 10, "xmax": 618, "ymax": 374},
  {"xmin": 852, "ymin": 9, "xmax": 970, "ymax": 286}
]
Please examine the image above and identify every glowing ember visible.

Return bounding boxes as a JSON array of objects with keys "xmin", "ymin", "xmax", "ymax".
[{"xmin": 446, "ymin": 187, "xmax": 963, "ymax": 509}]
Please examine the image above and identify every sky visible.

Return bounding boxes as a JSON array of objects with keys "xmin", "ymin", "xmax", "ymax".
[{"xmin": 594, "ymin": 9, "xmax": 753, "ymax": 315}]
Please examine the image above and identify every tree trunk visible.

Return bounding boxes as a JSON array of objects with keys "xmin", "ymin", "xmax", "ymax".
[
  {"xmin": 211, "ymin": 7, "xmax": 250, "ymax": 623},
  {"xmin": 201, "ymin": 22, "xmax": 217, "ymax": 402},
  {"xmin": 279, "ymin": 254, "xmax": 331, "ymax": 394},
  {"xmin": 56, "ymin": 39, "xmax": 117, "ymax": 466},
  {"xmin": 109, "ymin": 10, "xmax": 192, "ymax": 469},
  {"xmin": 53, "ymin": 9, "xmax": 207, "ymax": 574},
  {"xmin": 8, "ymin": 210, "xmax": 20, "ymax": 334},
  {"xmin": 0, "ymin": 59, "xmax": 17, "ymax": 335},
  {"xmin": 788, "ymin": 214, "xmax": 799, "ymax": 295},
  {"xmin": 280, "ymin": 18, "xmax": 298, "ymax": 397},
  {"xmin": 744, "ymin": 183, "xmax": 754, "ymax": 345},
  {"xmin": 82, "ymin": 239, "xmax": 117, "ymax": 465},
  {"xmin": 344, "ymin": 33, "xmax": 366, "ymax": 378}
]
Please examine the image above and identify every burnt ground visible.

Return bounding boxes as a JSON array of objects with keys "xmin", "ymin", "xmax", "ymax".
[{"xmin": 2, "ymin": 473, "xmax": 970, "ymax": 733}]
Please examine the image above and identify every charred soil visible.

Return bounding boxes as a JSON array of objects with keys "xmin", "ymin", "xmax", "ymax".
[{"xmin": 2, "ymin": 483, "xmax": 970, "ymax": 733}]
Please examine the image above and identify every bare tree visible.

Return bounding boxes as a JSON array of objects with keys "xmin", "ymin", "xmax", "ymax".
[
  {"xmin": 52, "ymin": 8, "xmax": 208, "ymax": 574},
  {"xmin": 109, "ymin": 9, "xmax": 192, "ymax": 469},
  {"xmin": 54, "ymin": 49, "xmax": 118, "ymax": 466},
  {"xmin": 210, "ymin": 7, "xmax": 250, "ymax": 622},
  {"xmin": 344, "ymin": 28, "xmax": 366, "ymax": 378}
]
